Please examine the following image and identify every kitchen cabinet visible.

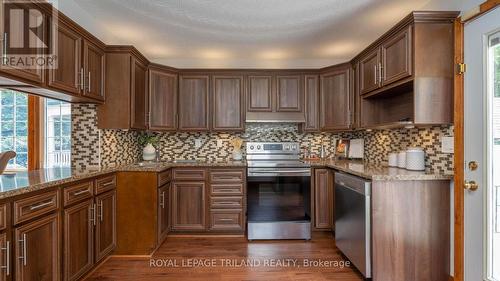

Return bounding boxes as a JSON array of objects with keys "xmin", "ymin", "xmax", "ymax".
[
  {"xmin": 380, "ymin": 26, "xmax": 412, "ymax": 86},
  {"xmin": 171, "ymin": 181, "xmax": 206, "ymax": 231},
  {"xmin": 320, "ymin": 65, "xmax": 351, "ymax": 131},
  {"xmin": 313, "ymin": 169, "xmax": 333, "ymax": 230},
  {"xmin": 178, "ymin": 75, "xmax": 210, "ymax": 131},
  {"xmin": 212, "ymin": 75, "xmax": 244, "ymax": 131},
  {"xmin": 276, "ymin": 75, "xmax": 302, "ymax": 112},
  {"xmin": 130, "ymin": 58, "xmax": 148, "ymax": 130},
  {"xmin": 149, "ymin": 66, "xmax": 178, "ymax": 131},
  {"xmin": 0, "ymin": 203, "xmax": 10, "ymax": 281},
  {"xmin": 0, "ymin": 232, "xmax": 8, "ymax": 281},
  {"xmin": 359, "ymin": 48, "xmax": 380, "ymax": 96},
  {"xmin": 302, "ymin": 75, "xmax": 320, "ymax": 132},
  {"xmin": 95, "ymin": 190, "xmax": 116, "ymax": 262},
  {"xmin": 157, "ymin": 183, "xmax": 170, "ymax": 244},
  {"xmin": 48, "ymin": 21, "xmax": 82, "ymax": 95},
  {"xmin": 82, "ymin": 41, "xmax": 105, "ymax": 101},
  {"xmin": 98, "ymin": 47, "xmax": 149, "ymax": 129},
  {"xmin": 14, "ymin": 213, "xmax": 60, "ymax": 281},
  {"xmin": 63, "ymin": 199, "xmax": 94, "ymax": 281},
  {"xmin": 247, "ymin": 75, "xmax": 273, "ymax": 112}
]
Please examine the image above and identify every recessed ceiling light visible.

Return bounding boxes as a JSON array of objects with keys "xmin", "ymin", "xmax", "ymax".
[{"xmin": 198, "ymin": 49, "xmax": 230, "ymax": 59}]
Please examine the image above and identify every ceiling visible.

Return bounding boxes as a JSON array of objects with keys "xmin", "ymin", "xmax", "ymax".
[{"xmin": 58, "ymin": 0, "xmax": 466, "ymax": 69}]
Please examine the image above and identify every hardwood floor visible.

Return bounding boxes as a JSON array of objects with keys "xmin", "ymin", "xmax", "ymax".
[{"xmin": 85, "ymin": 232, "xmax": 363, "ymax": 281}]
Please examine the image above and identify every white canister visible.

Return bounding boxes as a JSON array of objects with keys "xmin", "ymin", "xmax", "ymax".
[
  {"xmin": 388, "ymin": 153, "xmax": 398, "ymax": 167},
  {"xmin": 397, "ymin": 151, "xmax": 407, "ymax": 168},
  {"xmin": 406, "ymin": 147, "xmax": 425, "ymax": 171}
]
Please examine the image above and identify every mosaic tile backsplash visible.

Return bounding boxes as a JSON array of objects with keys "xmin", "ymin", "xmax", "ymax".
[{"xmin": 71, "ymin": 105, "xmax": 454, "ymax": 174}]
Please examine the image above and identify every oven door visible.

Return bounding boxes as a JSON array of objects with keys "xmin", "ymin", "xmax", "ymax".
[{"xmin": 247, "ymin": 169, "xmax": 311, "ymax": 222}]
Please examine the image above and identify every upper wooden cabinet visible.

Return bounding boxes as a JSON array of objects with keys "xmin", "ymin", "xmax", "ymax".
[
  {"xmin": 247, "ymin": 76, "xmax": 272, "ymax": 112},
  {"xmin": 212, "ymin": 75, "xmax": 244, "ymax": 131},
  {"xmin": 130, "ymin": 58, "xmax": 148, "ymax": 130},
  {"xmin": 97, "ymin": 47, "xmax": 148, "ymax": 130},
  {"xmin": 178, "ymin": 75, "xmax": 210, "ymax": 131},
  {"xmin": 302, "ymin": 75, "xmax": 320, "ymax": 132},
  {"xmin": 381, "ymin": 26, "xmax": 412, "ymax": 86},
  {"xmin": 276, "ymin": 75, "xmax": 303, "ymax": 112},
  {"xmin": 83, "ymin": 41, "xmax": 105, "ymax": 101},
  {"xmin": 149, "ymin": 66, "xmax": 178, "ymax": 131},
  {"xmin": 359, "ymin": 48, "xmax": 380, "ymax": 95},
  {"xmin": 320, "ymin": 65, "xmax": 351, "ymax": 131}
]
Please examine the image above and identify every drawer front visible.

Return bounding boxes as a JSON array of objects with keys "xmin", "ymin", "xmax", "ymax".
[
  {"xmin": 173, "ymin": 168, "xmax": 206, "ymax": 181},
  {"xmin": 14, "ymin": 190, "xmax": 60, "ymax": 225},
  {"xmin": 0, "ymin": 203, "xmax": 7, "ymax": 231},
  {"xmin": 158, "ymin": 169, "xmax": 172, "ymax": 187},
  {"xmin": 63, "ymin": 181, "xmax": 94, "ymax": 206},
  {"xmin": 210, "ymin": 169, "xmax": 245, "ymax": 183},
  {"xmin": 210, "ymin": 196, "xmax": 243, "ymax": 209},
  {"xmin": 210, "ymin": 210, "xmax": 244, "ymax": 231},
  {"xmin": 211, "ymin": 183, "xmax": 244, "ymax": 195},
  {"xmin": 95, "ymin": 174, "xmax": 116, "ymax": 194}
]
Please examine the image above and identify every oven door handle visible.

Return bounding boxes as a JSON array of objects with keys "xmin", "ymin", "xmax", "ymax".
[{"xmin": 248, "ymin": 169, "xmax": 310, "ymax": 173}]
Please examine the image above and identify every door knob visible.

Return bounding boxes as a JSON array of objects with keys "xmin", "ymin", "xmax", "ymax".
[{"xmin": 464, "ymin": 180, "xmax": 479, "ymax": 191}]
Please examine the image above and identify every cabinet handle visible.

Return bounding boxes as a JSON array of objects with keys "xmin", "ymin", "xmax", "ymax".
[
  {"xmin": 379, "ymin": 63, "xmax": 383, "ymax": 84},
  {"xmin": 90, "ymin": 204, "xmax": 96, "ymax": 226},
  {"xmin": 217, "ymin": 202, "xmax": 238, "ymax": 205},
  {"xmin": 374, "ymin": 64, "xmax": 377, "ymax": 84},
  {"xmin": 1, "ymin": 240, "xmax": 10, "ymax": 275},
  {"xmin": 98, "ymin": 201, "xmax": 103, "ymax": 222},
  {"xmin": 100, "ymin": 181, "xmax": 114, "ymax": 187},
  {"xmin": 160, "ymin": 191, "xmax": 165, "ymax": 209},
  {"xmin": 219, "ymin": 218, "xmax": 234, "ymax": 222},
  {"xmin": 19, "ymin": 234, "xmax": 27, "ymax": 266},
  {"xmin": 2, "ymin": 33, "xmax": 7, "ymax": 58},
  {"xmin": 29, "ymin": 200, "xmax": 53, "ymax": 211},
  {"xmin": 79, "ymin": 67, "xmax": 84, "ymax": 90},
  {"xmin": 73, "ymin": 189, "xmax": 89, "ymax": 196},
  {"xmin": 87, "ymin": 71, "xmax": 91, "ymax": 92}
]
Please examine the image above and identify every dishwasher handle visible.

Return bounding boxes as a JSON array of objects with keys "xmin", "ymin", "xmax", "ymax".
[{"xmin": 335, "ymin": 172, "xmax": 371, "ymax": 195}]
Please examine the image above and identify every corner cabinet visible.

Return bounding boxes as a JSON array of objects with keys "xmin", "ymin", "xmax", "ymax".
[
  {"xmin": 149, "ymin": 66, "xmax": 178, "ymax": 131},
  {"xmin": 178, "ymin": 75, "xmax": 210, "ymax": 131},
  {"xmin": 212, "ymin": 75, "xmax": 244, "ymax": 131},
  {"xmin": 320, "ymin": 65, "xmax": 351, "ymax": 131}
]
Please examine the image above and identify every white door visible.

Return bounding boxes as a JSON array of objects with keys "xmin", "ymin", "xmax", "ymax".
[{"xmin": 464, "ymin": 6, "xmax": 500, "ymax": 281}]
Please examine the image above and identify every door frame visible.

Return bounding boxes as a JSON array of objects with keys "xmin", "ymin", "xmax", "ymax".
[{"xmin": 454, "ymin": 1, "xmax": 500, "ymax": 281}]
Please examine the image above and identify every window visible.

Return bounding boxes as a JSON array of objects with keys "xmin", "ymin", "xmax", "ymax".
[
  {"xmin": 0, "ymin": 89, "xmax": 71, "ymax": 170},
  {"xmin": 44, "ymin": 99, "xmax": 71, "ymax": 168},
  {"xmin": 0, "ymin": 90, "xmax": 28, "ymax": 170}
]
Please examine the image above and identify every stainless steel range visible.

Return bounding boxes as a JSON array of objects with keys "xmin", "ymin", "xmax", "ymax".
[{"xmin": 246, "ymin": 142, "xmax": 311, "ymax": 240}]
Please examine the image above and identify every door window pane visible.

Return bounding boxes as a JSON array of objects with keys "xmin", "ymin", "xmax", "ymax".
[
  {"xmin": 0, "ymin": 90, "xmax": 29, "ymax": 170},
  {"xmin": 45, "ymin": 99, "xmax": 71, "ymax": 168}
]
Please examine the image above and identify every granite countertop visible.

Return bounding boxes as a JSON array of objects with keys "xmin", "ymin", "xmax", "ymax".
[
  {"xmin": 0, "ymin": 160, "xmax": 246, "ymax": 199},
  {"xmin": 305, "ymin": 159, "xmax": 453, "ymax": 181},
  {"xmin": 0, "ymin": 159, "xmax": 451, "ymax": 200}
]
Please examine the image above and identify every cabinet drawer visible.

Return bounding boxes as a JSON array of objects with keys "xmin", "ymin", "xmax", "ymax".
[
  {"xmin": 211, "ymin": 183, "xmax": 244, "ymax": 195},
  {"xmin": 158, "ymin": 169, "xmax": 172, "ymax": 187},
  {"xmin": 173, "ymin": 168, "xmax": 206, "ymax": 181},
  {"xmin": 63, "ymin": 181, "xmax": 94, "ymax": 207},
  {"xmin": 95, "ymin": 174, "xmax": 116, "ymax": 194},
  {"xmin": 210, "ymin": 209, "xmax": 244, "ymax": 231},
  {"xmin": 210, "ymin": 169, "xmax": 245, "ymax": 183},
  {"xmin": 210, "ymin": 196, "xmax": 243, "ymax": 209},
  {"xmin": 0, "ymin": 203, "xmax": 7, "ymax": 231},
  {"xmin": 14, "ymin": 190, "xmax": 60, "ymax": 225}
]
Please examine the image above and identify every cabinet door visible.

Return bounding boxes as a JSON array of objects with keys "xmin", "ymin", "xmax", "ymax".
[
  {"xmin": 247, "ymin": 76, "xmax": 272, "ymax": 112},
  {"xmin": 171, "ymin": 182, "xmax": 206, "ymax": 231},
  {"xmin": 359, "ymin": 48, "xmax": 380, "ymax": 95},
  {"xmin": 130, "ymin": 58, "xmax": 148, "ymax": 130},
  {"xmin": 303, "ymin": 75, "xmax": 320, "ymax": 131},
  {"xmin": 149, "ymin": 69, "xmax": 178, "ymax": 131},
  {"xmin": 276, "ymin": 75, "xmax": 302, "ymax": 112},
  {"xmin": 0, "ymin": 232, "xmax": 9, "ymax": 281},
  {"xmin": 15, "ymin": 213, "xmax": 60, "ymax": 281},
  {"xmin": 95, "ymin": 191, "xmax": 116, "ymax": 262},
  {"xmin": 381, "ymin": 26, "xmax": 412, "ymax": 86},
  {"xmin": 178, "ymin": 75, "xmax": 210, "ymax": 131},
  {"xmin": 0, "ymin": 2, "xmax": 46, "ymax": 85},
  {"xmin": 320, "ymin": 68, "xmax": 351, "ymax": 131},
  {"xmin": 83, "ymin": 41, "xmax": 105, "ymax": 101},
  {"xmin": 314, "ymin": 169, "xmax": 333, "ymax": 229},
  {"xmin": 157, "ymin": 184, "xmax": 169, "ymax": 244},
  {"xmin": 48, "ymin": 21, "xmax": 82, "ymax": 95},
  {"xmin": 212, "ymin": 75, "xmax": 244, "ymax": 131},
  {"xmin": 63, "ymin": 199, "xmax": 94, "ymax": 281}
]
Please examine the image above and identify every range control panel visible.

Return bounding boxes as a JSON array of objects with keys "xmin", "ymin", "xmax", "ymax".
[{"xmin": 246, "ymin": 142, "xmax": 300, "ymax": 154}]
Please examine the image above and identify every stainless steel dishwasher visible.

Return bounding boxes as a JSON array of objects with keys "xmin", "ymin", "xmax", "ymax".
[{"xmin": 334, "ymin": 172, "xmax": 371, "ymax": 279}]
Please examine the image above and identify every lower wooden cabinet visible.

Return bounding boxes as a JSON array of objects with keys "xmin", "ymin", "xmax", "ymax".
[
  {"xmin": 171, "ymin": 181, "xmax": 206, "ymax": 231},
  {"xmin": 95, "ymin": 191, "xmax": 116, "ymax": 262},
  {"xmin": 14, "ymin": 213, "xmax": 61, "ymax": 281},
  {"xmin": 157, "ymin": 184, "xmax": 170, "ymax": 243},
  {"xmin": 64, "ymin": 199, "xmax": 94, "ymax": 281},
  {"xmin": 313, "ymin": 169, "xmax": 334, "ymax": 230}
]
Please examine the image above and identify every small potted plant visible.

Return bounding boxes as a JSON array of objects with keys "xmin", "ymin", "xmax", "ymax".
[{"xmin": 138, "ymin": 133, "xmax": 159, "ymax": 161}]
